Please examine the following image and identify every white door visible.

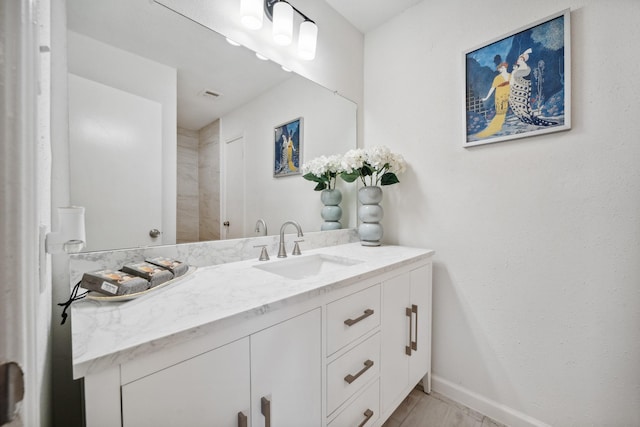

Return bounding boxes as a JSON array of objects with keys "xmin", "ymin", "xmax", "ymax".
[
  {"xmin": 251, "ymin": 309, "xmax": 322, "ymax": 427},
  {"xmin": 68, "ymin": 74, "xmax": 164, "ymax": 251},
  {"xmin": 121, "ymin": 338, "xmax": 251, "ymax": 426},
  {"xmin": 222, "ymin": 135, "xmax": 245, "ymax": 239}
]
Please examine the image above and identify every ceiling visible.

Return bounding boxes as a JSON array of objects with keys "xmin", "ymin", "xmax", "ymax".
[{"xmin": 326, "ymin": 0, "xmax": 423, "ymax": 33}]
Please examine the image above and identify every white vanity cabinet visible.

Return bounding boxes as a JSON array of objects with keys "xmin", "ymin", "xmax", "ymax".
[
  {"xmin": 74, "ymin": 244, "xmax": 434, "ymax": 427},
  {"xmin": 119, "ymin": 309, "xmax": 321, "ymax": 427},
  {"xmin": 380, "ymin": 264, "xmax": 432, "ymax": 416}
]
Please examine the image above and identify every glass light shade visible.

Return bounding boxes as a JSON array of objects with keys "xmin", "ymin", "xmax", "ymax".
[
  {"xmin": 240, "ymin": 0, "xmax": 263, "ymax": 30},
  {"xmin": 298, "ymin": 20, "xmax": 318, "ymax": 60},
  {"xmin": 272, "ymin": 1, "xmax": 293, "ymax": 46}
]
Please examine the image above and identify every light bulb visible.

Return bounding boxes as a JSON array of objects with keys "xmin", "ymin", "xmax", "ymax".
[
  {"xmin": 272, "ymin": 1, "xmax": 293, "ymax": 46},
  {"xmin": 241, "ymin": 0, "xmax": 263, "ymax": 30},
  {"xmin": 298, "ymin": 20, "xmax": 318, "ymax": 60}
]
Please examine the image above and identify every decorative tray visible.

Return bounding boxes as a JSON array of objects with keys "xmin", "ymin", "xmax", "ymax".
[{"xmin": 85, "ymin": 266, "xmax": 197, "ymax": 302}]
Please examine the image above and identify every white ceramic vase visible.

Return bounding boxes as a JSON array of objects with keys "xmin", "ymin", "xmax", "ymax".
[
  {"xmin": 357, "ymin": 186, "xmax": 383, "ymax": 246},
  {"xmin": 320, "ymin": 189, "xmax": 342, "ymax": 231}
]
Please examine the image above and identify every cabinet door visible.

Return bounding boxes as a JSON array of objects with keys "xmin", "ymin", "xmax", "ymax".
[
  {"xmin": 380, "ymin": 264, "xmax": 432, "ymax": 414},
  {"xmin": 380, "ymin": 272, "xmax": 411, "ymax": 414},
  {"xmin": 251, "ymin": 308, "xmax": 322, "ymax": 427},
  {"xmin": 121, "ymin": 337, "xmax": 250, "ymax": 427},
  {"xmin": 408, "ymin": 265, "xmax": 431, "ymax": 387}
]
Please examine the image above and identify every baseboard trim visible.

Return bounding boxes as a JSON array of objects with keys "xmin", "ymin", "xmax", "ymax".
[{"xmin": 431, "ymin": 375, "xmax": 552, "ymax": 427}]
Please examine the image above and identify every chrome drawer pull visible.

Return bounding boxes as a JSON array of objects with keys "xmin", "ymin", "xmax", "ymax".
[
  {"xmin": 358, "ymin": 409, "xmax": 374, "ymax": 427},
  {"xmin": 405, "ymin": 306, "xmax": 412, "ymax": 356},
  {"xmin": 237, "ymin": 411, "xmax": 248, "ymax": 427},
  {"xmin": 344, "ymin": 309, "xmax": 374, "ymax": 327},
  {"xmin": 261, "ymin": 396, "xmax": 271, "ymax": 427},
  {"xmin": 344, "ymin": 359, "xmax": 374, "ymax": 384},
  {"xmin": 411, "ymin": 304, "xmax": 418, "ymax": 351}
]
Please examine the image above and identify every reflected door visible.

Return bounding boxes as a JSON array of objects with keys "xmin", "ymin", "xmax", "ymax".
[
  {"xmin": 68, "ymin": 74, "xmax": 164, "ymax": 251},
  {"xmin": 223, "ymin": 135, "xmax": 245, "ymax": 239}
]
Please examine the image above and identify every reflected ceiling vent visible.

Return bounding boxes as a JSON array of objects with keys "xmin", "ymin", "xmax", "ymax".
[{"xmin": 199, "ymin": 90, "xmax": 221, "ymax": 100}]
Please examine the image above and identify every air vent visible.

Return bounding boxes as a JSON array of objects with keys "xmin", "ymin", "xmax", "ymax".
[{"xmin": 199, "ymin": 90, "xmax": 221, "ymax": 99}]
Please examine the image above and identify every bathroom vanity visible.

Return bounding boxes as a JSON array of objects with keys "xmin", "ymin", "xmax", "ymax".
[{"xmin": 71, "ymin": 242, "xmax": 433, "ymax": 427}]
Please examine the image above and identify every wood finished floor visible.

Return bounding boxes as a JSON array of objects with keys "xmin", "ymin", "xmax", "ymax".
[{"xmin": 382, "ymin": 388, "xmax": 507, "ymax": 427}]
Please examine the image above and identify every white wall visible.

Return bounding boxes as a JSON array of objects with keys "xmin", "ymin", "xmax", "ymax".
[
  {"xmin": 220, "ymin": 76, "xmax": 357, "ymax": 235},
  {"xmin": 364, "ymin": 0, "xmax": 640, "ymax": 425}
]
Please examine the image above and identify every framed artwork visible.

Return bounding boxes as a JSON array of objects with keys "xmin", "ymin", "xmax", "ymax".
[
  {"xmin": 273, "ymin": 117, "xmax": 303, "ymax": 177},
  {"xmin": 463, "ymin": 9, "xmax": 571, "ymax": 147}
]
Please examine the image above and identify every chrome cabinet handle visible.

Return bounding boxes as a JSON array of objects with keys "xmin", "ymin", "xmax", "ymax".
[
  {"xmin": 358, "ymin": 409, "xmax": 374, "ymax": 427},
  {"xmin": 344, "ymin": 309, "xmax": 374, "ymax": 327},
  {"xmin": 405, "ymin": 306, "xmax": 412, "ymax": 356},
  {"xmin": 237, "ymin": 411, "xmax": 248, "ymax": 427},
  {"xmin": 411, "ymin": 304, "xmax": 418, "ymax": 351},
  {"xmin": 344, "ymin": 359, "xmax": 374, "ymax": 384},
  {"xmin": 261, "ymin": 396, "xmax": 271, "ymax": 427},
  {"xmin": 149, "ymin": 228, "xmax": 161, "ymax": 238}
]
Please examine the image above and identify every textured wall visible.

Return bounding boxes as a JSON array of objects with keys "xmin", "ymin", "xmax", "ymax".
[
  {"xmin": 199, "ymin": 119, "xmax": 221, "ymax": 241},
  {"xmin": 364, "ymin": 0, "xmax": 640, "ymax": 425},
  {"xmin": 177, "ymin": 127, "xmax": 200, "ymax": 243}
]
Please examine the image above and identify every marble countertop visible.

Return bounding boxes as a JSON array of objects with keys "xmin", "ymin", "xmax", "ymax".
[{"xmin": 71, "ymin": 243, "xmax": 434, "ymax": 379}]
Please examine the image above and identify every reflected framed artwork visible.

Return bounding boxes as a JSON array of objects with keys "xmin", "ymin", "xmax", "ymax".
[
  {"xmin": 463, "ymin": 9, "xmax": 571, "ymax": 147},
  {"xmin": 274, "ymin": 117, "xmax": 303, "ymax": 177}
]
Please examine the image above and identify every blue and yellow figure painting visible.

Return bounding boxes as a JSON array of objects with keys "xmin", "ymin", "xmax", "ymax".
[
  {"xmin": 274, "ymin": 118, "xmax": 301, "ymax": 177},
  {"xmin": 465, "ymin": 13, "xmax": 566, "ymax": 145}
]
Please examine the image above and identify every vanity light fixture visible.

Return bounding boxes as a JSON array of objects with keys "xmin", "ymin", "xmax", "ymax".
[
  {"xmin": 298, "ymin": 18, "xmax": 318, "ymax": 60},
  {"xmin": 272, "ymin": 0, "xmax": 293, "ymax": 45},
  {"xmin": 225, "ymin": 37, "xmax": 241, "ymax": 46},
  {"xmin": 240, "ymin": 0, "xmax": 318, "ymax": 60},
  {"xmin": 255, "ymin": 52, "xmax": 269, "ymax": 61},
  {"xmin": 240, "ymin": 0, "xmax": 263, "ymax": 30}
]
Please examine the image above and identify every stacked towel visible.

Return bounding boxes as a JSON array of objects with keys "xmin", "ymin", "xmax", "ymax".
[
  {"xmin": 146, "ymin": 257, "xmax": 189, "ymax": 277},
  {"xmin": 121, "ymin": 262, "xmax": 174, "ymax": 288},
  {"xmin": 80, "ymin": 270, "xmax": 149, "ymax": 296}
]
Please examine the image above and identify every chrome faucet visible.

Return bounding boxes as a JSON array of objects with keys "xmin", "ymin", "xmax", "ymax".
[
  {"xmin": 278, "ymin": 220, "xmax": 303, "ymax": 258},
  {"xmin": 255, "ymin": 218, "xmax": 268, "ymax": 236}
]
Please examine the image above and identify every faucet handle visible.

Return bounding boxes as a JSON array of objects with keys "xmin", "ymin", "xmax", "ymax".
[
  {"xmin": 292, "ymin": 240, "xmax": 304, "ymax": 256},
  {"xmin": 253, "ymin": 245, "xmax": 270, "ymax": 261}
]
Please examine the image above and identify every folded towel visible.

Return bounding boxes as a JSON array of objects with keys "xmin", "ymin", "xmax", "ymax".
[
  {"xmin": 80, "ymin": 270, "xmax": 149, "ymax": 296},
  {"xmin": 145, "ymin": 257, "xmax": 189, "ymax": 277},
  {"xmin": 121, "ymin": 262, "xmax": 174, "ymax": 288}
]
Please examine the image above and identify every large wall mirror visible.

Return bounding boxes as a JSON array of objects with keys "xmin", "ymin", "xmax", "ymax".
[{"xmin": 66, "ymin": 0, "xmax": 357, "ymax": 252}]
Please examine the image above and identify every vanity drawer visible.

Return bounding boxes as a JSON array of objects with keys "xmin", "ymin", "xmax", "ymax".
[
  {"xmin": 328, "ymin": 379, "xmax": 380, "ymax": 427},
  {"xmin": 327, "ymin": 284, "xmax": 380, "ymax": 356},
  {"xmin": 327, "ymin": 332, "xmax": 380, "ymax": 415}
]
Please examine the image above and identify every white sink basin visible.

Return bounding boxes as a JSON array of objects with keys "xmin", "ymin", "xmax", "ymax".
[{"xmin": 254, "ymin": 254, "xmax": 363, "ymax": 280}]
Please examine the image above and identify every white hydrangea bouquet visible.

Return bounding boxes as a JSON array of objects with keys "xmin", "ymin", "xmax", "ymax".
[
  {"xmin": 301, "ymin": 154, "xmax": 345, "ymax": 191},
  {"xmin": 340, "ymin": 146, "xmax": 407, "ymax": 187}
]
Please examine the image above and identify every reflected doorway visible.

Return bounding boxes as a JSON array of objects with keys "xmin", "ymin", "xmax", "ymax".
[{"xmin": 223, "ymin": 135, "xmax": 245, "ymax": 239}]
